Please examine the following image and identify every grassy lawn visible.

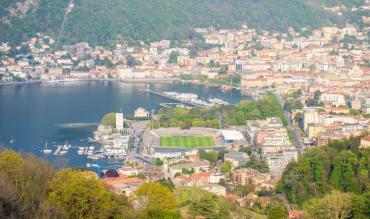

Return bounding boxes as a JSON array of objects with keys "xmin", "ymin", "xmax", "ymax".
[{"xmin": 160, "ymin": 136, "xmax": 215, "ymax": 148}]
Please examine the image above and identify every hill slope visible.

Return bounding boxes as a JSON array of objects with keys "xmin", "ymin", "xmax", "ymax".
[
  {"xmin": 276, "ymin": 135, "xmax": 370, "ymax": 206},
  {"xmin": 0, "ymin": 0, "xmax": 364, "ymax": 45}
]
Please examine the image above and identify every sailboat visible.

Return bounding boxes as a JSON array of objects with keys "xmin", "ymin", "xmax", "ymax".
[
  {"xmin": 43, "ymin": 141, "xmax": 52, "ymax": 154},
  {"xmin": 9, "ymin": 137, "xmax": 15, "ymax": 144}
]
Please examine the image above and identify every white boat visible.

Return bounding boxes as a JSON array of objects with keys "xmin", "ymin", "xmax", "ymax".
[
  {"xmin": 42, "ymin": 141, "xmax": 52, "ymax": 154},
  {"xmin": 46, "ymin": 78, "xmax": 80, "ymax": 83},
  {"xmin": 62, "ymin": 141, "xmax": 71, "ymax": 150},
  {"xmin": 53, "ymin": 145, "xmax": 63, "ymax": 155},
  {"xmin": 77, "ymin": 147, "xmax": 85, "ymax": 155}
]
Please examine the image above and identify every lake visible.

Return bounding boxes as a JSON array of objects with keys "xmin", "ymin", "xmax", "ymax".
[{"xmin": 0, "ymin": 80, "xmax": 249, "ymax": 168}]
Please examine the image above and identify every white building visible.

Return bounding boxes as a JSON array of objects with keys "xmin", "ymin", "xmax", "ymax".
[
  {"xmin": 116, "ymin": 113, "xmax": 124, "ymax": 131},
  {"xmin": 219, "ymin": 130, "xmax": 245, "ymax": 145},
  {"xmin": 266, "ymin": 149, "xmax": 298, "ymax": 176},
  {"xmin": 134, "ymin": 107, "xmax": 150, "ymax": 118},
  {"xmin": 320, "ymin": 93, "xmax": 346, "ymax": 107},
  {"xmin": 303, "ymin": 107, "xmax": 321, "ymax": 131},
  {"xmin": 209, "ymin": 172, "xmax": 225, "ymax": 184}
]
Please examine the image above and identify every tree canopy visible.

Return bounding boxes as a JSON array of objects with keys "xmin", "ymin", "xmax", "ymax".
[
  {"xmin": 133, "ymin": 182, "xmax": 180, "ymax": 219},
  {"xmin": 276, "ymin": 135, "xmax": 370, "ymax": 206},
  {"xmin": 0, "ymin": 0, "xmax": 359, "ymax": 45},
  {"xmin": 48, "ymin": 169, "xmax": 122, "ymax": 219},
  {"xmin": 101, "ymin": 112, "xmax": 116, "ymax": 127},
  {"xmin": 156, "ymin": 93, "xmax": 287, "ymax": 129}
]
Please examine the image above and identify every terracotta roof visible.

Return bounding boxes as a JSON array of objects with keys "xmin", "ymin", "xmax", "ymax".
[
  {"xmin": 102, "ymin": 175, "xmax": 144, "ymax": 187},
  {"xmin": 361, "ymin": 135, "xmax": 370, "ymax": 142}
]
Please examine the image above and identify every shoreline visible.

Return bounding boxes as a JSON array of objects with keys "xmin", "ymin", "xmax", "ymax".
[{"xmin": 0, "ymin": 77, "xmax": 240, "ymax": 90}]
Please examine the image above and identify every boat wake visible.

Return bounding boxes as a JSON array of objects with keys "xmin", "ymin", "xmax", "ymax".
[{"xmin": 56, "ymin": 123, "xmax": 99, "ymax": 128}]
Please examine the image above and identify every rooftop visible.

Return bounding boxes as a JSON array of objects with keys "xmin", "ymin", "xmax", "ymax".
[{"xmin": 219, "ymin": 130, "xmax": 245, "ymax": 141}]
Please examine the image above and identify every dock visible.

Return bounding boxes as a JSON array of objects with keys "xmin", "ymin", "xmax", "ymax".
[
  {"xmin": 159, "ymin": 103, "xmax": 188, "ymax": 108},
  {"xmin": 146, "ymin": 89, "xmax": 206, "ymax": 107}
]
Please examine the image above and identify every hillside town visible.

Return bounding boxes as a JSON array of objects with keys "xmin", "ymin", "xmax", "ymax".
[{"xmin": 1, "ymin": 11, "xmax": 370, "ymax": 216}]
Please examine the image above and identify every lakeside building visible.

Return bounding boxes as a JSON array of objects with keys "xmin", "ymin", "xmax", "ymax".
[
  {"xmin": 134, "ymin": 107, "xmax": 150, "ymax": 118},
  {"xmin": 115, "ymin": 113, "xmax": 124, "ymax": 131}
]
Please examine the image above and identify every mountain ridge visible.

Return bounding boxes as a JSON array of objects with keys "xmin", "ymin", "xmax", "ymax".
[{"xmin": 0, "ymin": 0, "xmax": 365, "ymax": 45}]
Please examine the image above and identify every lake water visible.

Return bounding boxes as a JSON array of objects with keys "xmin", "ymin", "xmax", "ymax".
[{"xmin": 0, "ymin": 80, "xmax": 249, "ymax": 168}]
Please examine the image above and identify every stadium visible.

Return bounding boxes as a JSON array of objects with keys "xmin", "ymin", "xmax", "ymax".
[{"xmin": 144, "ymin": 127, "xmax": 227, "ymax": 159}]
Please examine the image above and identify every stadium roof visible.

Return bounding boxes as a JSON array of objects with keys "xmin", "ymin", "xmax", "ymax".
[{"xmin": 220, "ymin": 130, "xmax": 245, "ymax": 141}]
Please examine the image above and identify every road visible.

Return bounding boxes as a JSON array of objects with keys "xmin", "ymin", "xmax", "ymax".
[
  {"xmin": 126, "ymin": 121, "xmax": 154, "ymax": 165},
  {"xmin": 275, "ymin": 93, "xmax": 303, "ymax": 154}
]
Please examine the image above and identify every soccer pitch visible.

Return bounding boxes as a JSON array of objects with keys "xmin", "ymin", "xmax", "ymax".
[{"xmin": 160, "ymin": 136, "xmax": 215, "ymax": 148}]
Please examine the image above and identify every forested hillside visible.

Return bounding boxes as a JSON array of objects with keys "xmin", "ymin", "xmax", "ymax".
[
  {"xmin": 0, "ymin": 149, "xmax": 262, "ymax": 219},
  {"xmin": 276, "ymin": 135, "xmax": 370, "ymax": 209},
  {"xmin": 0, "ymin": 0, "xmax": 365, "ymax": 46}
]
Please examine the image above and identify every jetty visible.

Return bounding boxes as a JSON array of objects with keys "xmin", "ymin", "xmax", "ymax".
[
  {"xmin": 159, "ymin": 103, "xmax": 191, "ymax": 109},
  {"xmin": 145, "ymin": 89, "xmax": 211, "ymax": 107}
]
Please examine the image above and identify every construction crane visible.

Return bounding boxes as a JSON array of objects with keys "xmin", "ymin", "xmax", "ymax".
[{"xmin": 55, "ymin": 0, "xmax": 74, "ymax": 49}]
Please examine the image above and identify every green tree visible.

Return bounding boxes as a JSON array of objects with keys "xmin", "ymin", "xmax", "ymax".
[
  {"xmin": 127, "ymin": 55, "xmax": 139, "ymax": 68},
  {"xmin": 235, "ymin": 111, "xmax": 246, "ymax": 125},
  {"xmin": 192, "ymin": 118, "xmax": 206, "ymax": 127},
  {"xmin": 0, "ymin": 150, "xmax": 63, "ymax": 218},
  {"xmin": 330, "ymin": 150, "xmax": 358, "ymax": 192},
  {"xmin": 158, "ymin": 178, "xmax": 175, "ymax": 192},
  {"xmin": 349, "ymin": 109, "xmax": 360, "ymax": 115},
  {"xmin": 189, "ymin": 196, "xmax": 217, "ymax": 219},
  {"xmin": 235, "ymin": 184, "xmax": 255, "ymax": 197},
  {"xmin": 182, "ymin": 168, "xmax": 195, "ymax": 175},
  {"xmin": 350, "ymin": 192, "xmax": 370, "ymax": 219},
  {"xmin": 220, "ymin": 161, "xmax": 232, "ymax": 173},
  {"xmin": 155, "ymin": 158, "xmax": 163, "ymax": 166},
  {"xmin": 314, "ymin": 90, "xmax": 322, "ymax": 101},
  {"xmin": 48, "ymin": 169, "xmax": 122, "ymax": 219},
  {"xmin": 199, "ymin": 150, "xmax": 218, "ymax": 165},
  {"xmin": 303, "ymin": 190, "xmax": 352, "ymax": 219},
  {"xmin": 0, "ymin": 149, "xmax": 24, "ymax": 171},
  {"xmin": 168, "ymin": 51, "xmax": 179, "ymax": 64},
  {"xmin": 244, "ymin": 155, "xmax": 269, "ymax": 173},
  {"xmin": 134, "ymin": 182, "xmax": 179, "ymax": 219},
  {"xmin": 101, "ymin": 112, "xmax": 116, "ymax": 127},
  {"xmin": 267, "ymin": 203, "xmax": 287, "ymax": 219},
  {"xmin": 276, "ymin": 136, "xmax": 370, "ymax": 206}
]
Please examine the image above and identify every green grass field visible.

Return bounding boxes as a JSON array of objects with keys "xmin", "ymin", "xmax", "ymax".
[{"xmin": 160, "ymin": 136, "xmax": 215, "ymax": 148}]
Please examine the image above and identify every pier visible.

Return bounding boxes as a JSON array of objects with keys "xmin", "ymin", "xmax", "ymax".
[
  {"xmin": 159, "ymin": 103, "xmax": 185, "ymax": 108},
  {"xmin": 145, "ymin": 89, "xmax": 202, "ymax": 107}
]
